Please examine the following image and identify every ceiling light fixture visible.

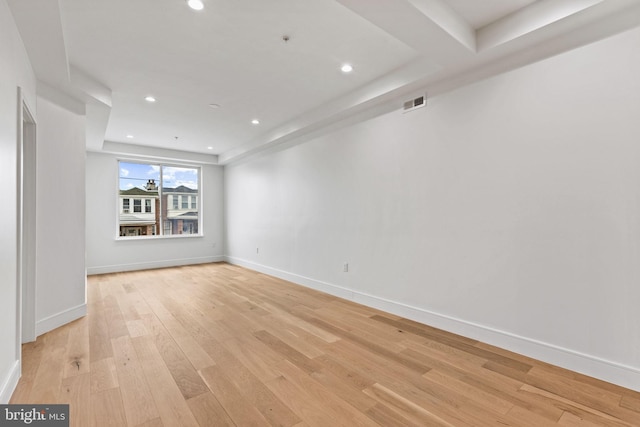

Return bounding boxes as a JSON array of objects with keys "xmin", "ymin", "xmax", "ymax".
[
  {"xmin": 251, "ymin": 119, "xmax": 260, "ymax": 125},
  {"xmin": 341, "ymin": 64, "xmax": 353, "ymax": 73},
  {"xmin": 145, "ymin": 96, "xmax": 156, "ymax": 102},
  {"xmin": 207, "ymin": 146, "xmax": 213, "ymax": 150},
  {"xmin": 126, "ymin": 134, "xmax": 134, "ymax": 139},
  {"xmin": 187, "ymin": 0, "xmax": 204, "ymax": 10}
]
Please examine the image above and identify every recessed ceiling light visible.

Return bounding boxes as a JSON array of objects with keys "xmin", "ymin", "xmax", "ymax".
[
  {"xmin": 126, "ymin": 134, "xmax": 134, "ymax": 139},
  {"xmin": 145, "ymin": 96, "xmax": 156, "ymax": 102},
  {"xmin": 207, "ymin": 146, "xmax": 213, "ymax": 150},
  {"xmin": 187, "ymin": 0, "xmax": 204, "ymax": 10},
  {"xmin": 341, "ymin": 64, "xmax": 353, "ymax": 73},
  {"xmin": 251, "ymin": 119, "xmax": 260, "ymax": 125},
  {"xmin": 208, "ymin": 103, "xmax": 221, "ymax": 109}
]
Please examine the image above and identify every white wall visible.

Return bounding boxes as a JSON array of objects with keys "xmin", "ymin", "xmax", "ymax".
[
  {"xmin": 0, "ymin": 0, "xmax": 36, "ymax": 403},
  {"xmin": 86, "ymin": 151, "xmax": 224, "ymax": 274},
  {"xmin": 225, "ymin": 27, "xmax": 640, "ymax": 391},
  {"xmin": 35, "ymin": 96, "xmax": 87, "ymax": 336}
]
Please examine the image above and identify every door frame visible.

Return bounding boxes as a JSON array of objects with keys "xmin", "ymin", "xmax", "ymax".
[{"xmin": 16, "ymin": 87, "xmax": 37, "ymax": 355}]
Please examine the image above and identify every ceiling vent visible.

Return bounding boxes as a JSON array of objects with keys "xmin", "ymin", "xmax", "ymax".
[{"xmin": 403, "ymin": 94, "xmax": 426, "ymax": 113}]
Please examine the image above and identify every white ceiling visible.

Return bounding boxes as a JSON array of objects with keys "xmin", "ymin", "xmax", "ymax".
[{"xmin": 7, "ymin": 0, "xmax": 640, "ymax": 164}]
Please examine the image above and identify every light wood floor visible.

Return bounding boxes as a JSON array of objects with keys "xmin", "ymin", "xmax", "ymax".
[{"xmin": 11, "ymin": 263, "xmax": 640, "ymax": 426}]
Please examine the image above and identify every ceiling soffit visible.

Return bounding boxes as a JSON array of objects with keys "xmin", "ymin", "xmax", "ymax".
[{"xmin": 8, "ymin": 0, "xmax": 640, "ymax": 163}]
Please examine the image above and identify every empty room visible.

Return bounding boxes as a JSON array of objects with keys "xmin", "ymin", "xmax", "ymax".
[{"xmin": 2, "ymin": 0, "xmax": 640, "ymax": 425}]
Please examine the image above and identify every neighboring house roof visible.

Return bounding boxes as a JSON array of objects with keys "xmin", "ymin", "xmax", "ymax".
[
  {"xmin": 167, "ymin": 211, "xmax": 198, "ymax": 219},
  {"xmin": 120, "ymin": 186, "xmax": 196, "ymax": 195},
  {"xmin": 120, "ymin": 187, "xmax": 158, "ymax": 196},
  {"xmin": 119, "ymin": 214, "xmax": 156, "ymax": 226},
  {"xmin": 163, "ymin": 185, "xmax": 197, "ymax": 194}
]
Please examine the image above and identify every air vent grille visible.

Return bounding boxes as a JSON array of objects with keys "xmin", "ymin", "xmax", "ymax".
[{"xmin": 403, "ymin": 94, "xmax": 427, "ymax": 113}]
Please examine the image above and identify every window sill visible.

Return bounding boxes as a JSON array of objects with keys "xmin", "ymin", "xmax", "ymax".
[{"xmin": 116, "ymin": 234, "xmax": 204, "ymax": 241}]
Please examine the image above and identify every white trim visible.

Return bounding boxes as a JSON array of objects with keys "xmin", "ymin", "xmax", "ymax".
[
  {"xmin": 0, "ymin": 360, "xmax": 21, "ymax": 404},
  {"xmin": 224, "ymin": 256, "xmax": 640, "ymax": 392},
  {"xmin": 225, "ymin": 256, "xmax": 357, "ymax": 300},
  {"xmin": 17, "ymin": 87, "xmax": 37, "ymax": 345},
  {"xmin": 103, "ymin": 141, "xmax": 218, "ymax": 165},
  {"xmin": 87, "ymin": 255, "xmax": 224, "ymax": 275},
  {"xmin": 35, "ymin": 304, "xmax": 86, "ymax": 338}
]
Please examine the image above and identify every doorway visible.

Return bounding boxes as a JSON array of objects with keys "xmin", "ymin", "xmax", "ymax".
[{"xmin": 16, "ymin": 87, "xmax": 36, "ymax": 351}]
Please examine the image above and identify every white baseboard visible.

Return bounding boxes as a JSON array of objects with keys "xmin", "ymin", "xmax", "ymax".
[
  {"xmin": 86, "ymin": 256, "xmax": 224, "ymax": 275},
  {"xmin": 0, "ymin": 360, "xmax": 20, "ymax": 404},
  {"xmin": 224, "ymin": 255, "xmax": 640, "ymax": 392},
  {"xmin": 35, "ymin": 304, "xmax": 87, "ymax": 337}
]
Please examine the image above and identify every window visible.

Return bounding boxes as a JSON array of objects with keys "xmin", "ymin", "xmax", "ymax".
[{"xmin": 118, "ymin": 161, "xmax": 200, "ymax": 238}]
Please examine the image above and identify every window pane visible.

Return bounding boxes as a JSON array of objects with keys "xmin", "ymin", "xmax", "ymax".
[
  {"xmin": 118, "ymin": 161, "xmax": 199, "ymax": 238},
  {"xmin": 163, "ymin": 166, "xmax": 199, "ymax": 236},
  {"xmin": 119, "ymin": 162, "xmax": 160, "ymax": 237}
]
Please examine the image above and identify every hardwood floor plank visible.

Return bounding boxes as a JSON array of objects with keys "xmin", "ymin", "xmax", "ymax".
[
  {"xmin": 198, "ymin": 365, "xmax": 270, "ymax": 426},
  {"xmin": 274, "ymin": 359, "xmax": 379, "ymax": 427},
  {"xmin": 135, "ymin": 417, "xmax": 165, "ymax": 427},
  {"xmin": 131, "ymin": 335, "xmax": 200, "ymax": 427},
  {"xmin": 220, "ymin": 334, "xmax": 284, "ymax": 382},
  {"xmin": 372, "ymin": 314, "xmax": 533, "ymax": 373},
  {"xmin": 91, "ymin": 387, "xmax": 128, "ymax": 427},
  {"xmin": 253, "ymin": 329, "xmax": 322, "ymax": 375},
  {"xmin": 304, "ymin": 316, "xmax": 430, "ymax": 373},
  {"xmin": 267, "ymin": 306, "xmax": 340, "ymax": 343},
  {"xmin": 151, "ymin": 326, "xmax": 209, "ymax": 400},
  {"xmin": 557, "ymin": 411, "xmax": 604, "ymax": 426},
  {"xmin": 265, "ymin": 372, "xmax": 353, "ymax": 427},
  {"xmin": 308, "ymin": 367, "xmax": 377, "ymax": 412},
  {"xmin": 28, "ymin": 326, "xmax": 69, "ymax": 403},
  {"xmin": 62, "ymin": 317, "xmax": 90, "ymax": 379},
  {"xmin": 10, "ymin": 340, "xmax": 45, "ymax": 403},
  {"xmin": 186, "ymin": 392, "xmax": 235, "ymax": 427},
  {"xmin": 125, "ymin": 319, "xmax": 149, "ymax": 338},
  {"xmin": 423, "ymin": 368, "xmax": 514, "ymax": 415},
  {"xmin": 621, "ymin": 393, "xmax": 640, "ymax": 413},
  {"xmin": 103, "ymin": 293, "xmax": 130, "ymax": 340},
  {"xmin": 12, "ymin": 263, "xmax": 640, "ymax": 427},
  {"xmin": 523, "ymin": 368, "xmax": 640, "ymax": 424},
  {"xmin": 147, "ymin": 309, "xmax": 215, "ymax": 371},
  {"xmin": 364, "ymin": 402, "xmax": 419, "ymax": 427},
  {"xmin": 90, "ymin": 357, "xmax": 119, "ymax": 394},
  {"xmin": 111, "ymin": 335, "xmax": 159, "ymax": 426},
  {"xmin": 519, "ymin": 384, "xmax": 637, "ymax": 427},
  {"xmin": 59, "ymin": 373, "xmax": 90, "ymax": 427},
  {"xmin": 88, "ymin": 307, "xmax": 113, "ymax": 363},
  {"xmin": 217, "ymin": 356, "xmax": 302, "ymax": 426},
  {"xmin": 362, "ymin": 382, "xmax": 457, "ymax": 427},
  {"xmin": 261, "ymin": 315, "xmax": 328, "ymax": 359}
]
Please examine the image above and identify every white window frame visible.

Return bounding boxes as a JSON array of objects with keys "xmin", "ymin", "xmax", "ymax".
[{"xmin": 116, "ymin": 159, "xmax": 202, "ymax": 240}]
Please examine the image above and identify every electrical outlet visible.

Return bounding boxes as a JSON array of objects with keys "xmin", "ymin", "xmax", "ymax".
[
  {"xmin": 256, "ymin": 247, "xmax": 259, "ymax": 254},
  {"xmin": 343, "ymin": 262, "xmax": 349, "ymax": 272}
]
